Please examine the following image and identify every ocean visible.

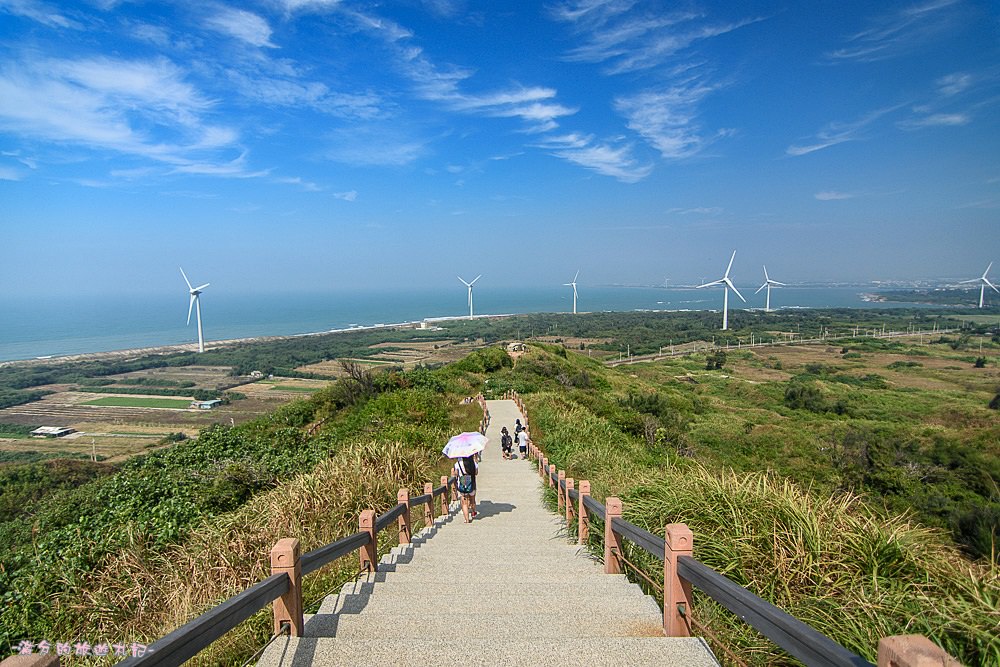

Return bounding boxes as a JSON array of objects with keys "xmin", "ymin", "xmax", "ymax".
[{"xmin": 0, "ymin": 286, "xmax": 935, "ymax": 362}]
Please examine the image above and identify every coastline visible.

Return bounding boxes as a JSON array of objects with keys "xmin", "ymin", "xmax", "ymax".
[{"xmin": 0, "ymin": 313, "xmax": 515, "ymax": 369}]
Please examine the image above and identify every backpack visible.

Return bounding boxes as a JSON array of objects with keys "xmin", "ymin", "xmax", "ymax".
[
  {"xmin": 501, "ymin": 433, "xmax": 512, "ymax": 448},
  {"xmin": 457, "ymin": 460, "xmax": 474, "ymax": 494}
]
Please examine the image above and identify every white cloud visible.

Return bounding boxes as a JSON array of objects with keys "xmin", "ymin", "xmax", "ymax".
[
  {"xmin": 324, "ymin": 127, "xmax": 427, "ymax": 167},
  {"xmin": 786, "ymin": 106, "xmax": 902, "ymax": 156},
  {"xmin": 668, "ymin": 206, "xmax": 723, "ymax": 215},
  {"xmin": 897, "ymin": 112, "xmax": 970, "ymax": 130},
  {"xmin": 0, "ymin": 0, "xmax": 80, "ymax": 28},
  {"xmin": 0, "ymin": 56, "xmax": 247, "ymax": 173},
  {"xmin": 937, "ymin": 72, "xmax": 972, "ymax": 97},
  {"xmin": 815, "ymin": 191, "xmax": 855, "ymax": 201},
  {"xmin": 552, "ymin": 2, "xmax": 759, "ymax": 75},
  {"xmin": 333, "ymin": 190, "xmax": 357, "ymax": 201},
  {"xmin": 615, "ymin": 77, "xmax": 724, "ymax": 159},
  {"xmin": 275, "ymin": 176, "xmax": 322, "ymax": 191},
  {"xmin": 534, "ymin": 133, "xmax": 652, "ymax": 183},
  {"xmin": 206, "ymin": 7, "xmax": 277, "ymax": 48},
  {"xmin": 825, "ymin": 0, "xmax": 960, "ymax": 63}
]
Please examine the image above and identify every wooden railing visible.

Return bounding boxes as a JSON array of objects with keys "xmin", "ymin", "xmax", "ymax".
[
  {"xmin": 101, "ymin": 394, "xmax": 493, "ymax": 666},
  {"xmin": 505, "ymin": 390, "xmax": 961, "ymax": 667}
]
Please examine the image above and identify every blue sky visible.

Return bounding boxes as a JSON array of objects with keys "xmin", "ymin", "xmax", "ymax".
[{"xmin": 1, "ymin": 0, "xmax": 998, "ymax": 296}]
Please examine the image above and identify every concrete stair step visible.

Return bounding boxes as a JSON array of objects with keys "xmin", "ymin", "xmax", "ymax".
[
  {"xmin": 333, "ymin": 578, "xmax": 650, "ymax": 599},
  {"xmin": 319, "ymin": 592, "xmax": 663, "ymax": 615},
  {"xmin": 302, "ymin": 611, "xmax": 667, "ymax": 639},
  {"xmin": 257, "ymin": 636, "xmax": 719, "ymax": 667}
]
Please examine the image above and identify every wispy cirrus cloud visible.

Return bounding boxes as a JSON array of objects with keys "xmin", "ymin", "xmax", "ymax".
[
  {"xmin": 206, "ymin": 7, "xmax": 277, "ymax": 48},
  {"xmin": 815, "ymin": 190, "xmax": 855, "ymax": 201},
  {"xmin": 0, "ymin": 55, "xmax": 247, "ymax": 172},
  {"xmin": 898, "ymin": 70, "xmax": 998, "ymax": 131},
  {"xmin": 0, "ymin": 0, "xmax": 80, "ymax": 28},
  {"xmin": 825, "ymin": 0, "xmax": 961, "ymax": 63},
  {"xmin": 333, "ymin": 189, "xmax": 357, "ymax": 201},
  {"xmin": 786, "ymin": 105, "xmax": 903, "ymax": 156},
  {"xmin": 551, "ymin": 1, "xmax": 760, "ymax": 75},
  {"xmin": 533, "ymin": 133, "xmax": 652, "ymax": 183},
  {"xmin": 614, "ymin": 76, "xmax": 727, "ymax": 159}
]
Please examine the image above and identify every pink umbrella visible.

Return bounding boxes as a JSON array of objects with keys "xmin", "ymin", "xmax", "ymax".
[{"xmin": 442, "ymin": 432, "xmax": 488, "ymax": 458}]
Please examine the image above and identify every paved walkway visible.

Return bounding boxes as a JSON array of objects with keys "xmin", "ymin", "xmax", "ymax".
[{"xmin": 259, "ymin": 400, "xmax": 718, "ymax": 666}]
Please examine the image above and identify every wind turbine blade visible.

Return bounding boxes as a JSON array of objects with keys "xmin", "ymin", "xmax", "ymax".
[
  {"xmin": 985, "ymin": 278, "xmax": 1000, "ymax": 294},
  {"xmin": 755, "ymin": 283, "xmax": 767, "ymax": 294},
  {"xmin": 573, "ymin": 270, "xmax": 580, "ymax": 283},
  {"xmin": 771, "ymin": 280, "xmax": 786, "ymax": 286},
  {"xmin": 724, "ymin": 250, "xmax": 736, "ymax": 278},
  {"xmin": 983, "ymin": 262, "xmax": 993, "ymax": 279},
  {"xmin": 470, "ymin": 274, "xmax": 481, "ymax": 285},
  {"xmin": 696, "ymin": 279, "xmax": 724, "ymax": 289},
  {"xmin": 762, "ymin": 265, "xmax": 769, "ymax": 281},
  {"xmin": 563, "ymin": 283, "xmax": 572, "ymax": 286},
  {"xmin": 187, "ymin": 294, "xmax": 196, "ymax": 325},
  {"xmin": 179, "ymin": 267, "xmax": 193, "ymax": 290},
  {"xmin": 458, "ymin": 276, "xmax": 470, "ymax": 286},
  {"xmin": 959, "ymin": 278, "xmax": 980, "ymax": 284},
  {"xmin": 193, "ymin": 283, "xmax": 210, "ymax": 292},
  {"xmin": 573, "ymin": 284, "xmax": 578, "ymax": 298},
  {"xmin": 725, "ymin": 278, "xmax": 746, "ymax": 302}
]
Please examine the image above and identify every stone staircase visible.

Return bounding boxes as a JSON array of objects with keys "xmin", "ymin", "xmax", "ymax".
[{"xmin": 257, "ymin": 400, "xmax": 718, "ymax": 666}]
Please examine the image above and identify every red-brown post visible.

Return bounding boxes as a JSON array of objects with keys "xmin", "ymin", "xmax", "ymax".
[
  {"xmin": 578, "ymin": 480, "xmax": 590, "ymax": 545},
  {"xmin": 440, "ymin": 475, "xmax": 449, "ymax": 515},
  {"xmin": 270, "ymin": 538, "xmax": 304, "ymax": 636},
  {"xmin": 663, "ymin": 523, "xmax": 694, "ymax": 637},
  {"xmin": 877, "ymin": 636, "xmax": 962, "ymax": 667},
  {"xmin": 359, "ymin": 509, "xmax": 376, "ymax": 573},
  {"xmin": 541, "ymin": 457, "xmax": 548, "ymax": 479},
  {"xmin": 397, "ymin": 488, "xmax": 411, "ymax": 545},
  {"xmin": 557, "ymin": 470, "xmax": 566, "ymax": 511},
  {"xmin": 548, "ymin": 464, "xmax": 555, "ymax": 488},
  {"xmin": 604, "ymin": 497, "xmax": 623, "ymax": 574},
  {"xmin": 423, "ymin": 482, "xmax": 434, "ymax": 528},
  {"xmin": 565, "ymin": 478, "xmax": 574, "ymax": 527}
]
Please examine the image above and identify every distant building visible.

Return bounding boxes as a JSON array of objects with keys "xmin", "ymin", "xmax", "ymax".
[
  {"xmin": 249, "ymin": 370, "xmax": 265, "ymax": 379},
  {"xmin": 507, "ymin": 342, "xmax": 527, "ymax": 352},
  {"xmin": 31, "ymin": 426, "xmax": 75, "ymax": 438},
  {"xmin": 190, "ymin": 399, "xmax": 222, "ymax": 410}
]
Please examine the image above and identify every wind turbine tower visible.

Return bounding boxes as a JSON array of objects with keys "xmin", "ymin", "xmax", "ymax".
[
  {"xmin": 564, "ymin": 270, "xmax": 580, "ymax": 314},
  {"xmin": 697, "ymin": 250, "xmax": 746, "ymax": 330},
  {"xmin": 960, "ymin": 262, "xmax": 998, "ymax": 308},
  {"xmin": 180, "ymin": 267, "xmax": 210, "ymax": 353},
  {"xmin": 754, "ymin": 265, "xmax": 786, "ymax": 312},
  {"xmin": 458, "ymin": 275, "xmax": 481, "ymax": 319}
]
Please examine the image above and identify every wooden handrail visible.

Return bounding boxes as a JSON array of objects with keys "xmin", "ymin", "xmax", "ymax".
[
  {"xmin": 508, "ymin": 390, "xmax": 958, "ymax": 667},
  {"xmin": 119, "ymin": 474, "xmax": 459, "ymax": 665}
]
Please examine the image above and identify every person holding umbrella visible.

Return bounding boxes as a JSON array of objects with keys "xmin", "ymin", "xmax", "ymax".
[{"xmin": 443, "ymin": 432, "xmax": 487, "ymax": 523}]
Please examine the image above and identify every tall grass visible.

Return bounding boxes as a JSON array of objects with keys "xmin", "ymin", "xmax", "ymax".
[
  {"xmin": 79, "ymin": 439, "xmax": 443, "ymax": 665},
  {"xmin": 523, "ymin": 390, "xmax": 1000, "ymax": 665}
]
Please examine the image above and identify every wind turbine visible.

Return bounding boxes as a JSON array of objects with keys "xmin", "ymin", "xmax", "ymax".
[
  {"xmin": 180, "ymin": 267, "xmax": 210, "ymax": 353},
  {"xmin": 959, "ymin": 262, "xmax": 999, "ymax": 309},
  {"xmin": 458, "ymin": 275, "xmax": 481, "ymax": 319},
  {"xmin": 754, "ymin": 265, "xmax": 786, "ymax": 312},
  {"xmin": 697, "ymin": 250, "xmax": 745, "ymax": 330},
  {"xmin": 564, "ymin": 270, "xmax": 580, "ymax": 314}
]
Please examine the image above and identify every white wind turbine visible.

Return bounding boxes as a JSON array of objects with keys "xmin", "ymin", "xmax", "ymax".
[
  {"xmin": 754, "ymin": 265, "xmax": 786, "ymax": 312},
  {"xmin": 697, "ymin": 250, "xmax": 745, "ymax": 330},
  {"xmin": 564, "ymin": 270, "xmax": 580, "ymax": 314},
  {"xmin": 458, "ymin": 275, "xmax": 481, "ymax": 319},
  {"xmin": 959, "ymin": 262, "xmax": 999, "ymax": 309},
  {"xmin": 180, "ymin": 267, "xmax": 210, "ymax": 353}
]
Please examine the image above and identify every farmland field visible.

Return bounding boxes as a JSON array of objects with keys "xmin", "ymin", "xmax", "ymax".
[{"xmin": 82, "ymin": 396, "xmax": 194, "ymax": 408}]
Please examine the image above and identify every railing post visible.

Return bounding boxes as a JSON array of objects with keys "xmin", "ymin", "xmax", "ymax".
[
  {"xmin": 397, "ymin": 488, "xmax": 411, "ymax": 545},
  {"xmin": 565, "ymin": 478, "xmax": 574, "ymax": 528},
  {"xmin": 604, "ymin": 497, "xmax": 623, "ymax": 574},
  {"xmin": 270, "ymin": 538, "xmax": 304, "ymax": 637},
  {"xmin": 663, "ymin": 523, "xmax": 694, "ymax": 637},
  {"xmin": 578, "ymin": 480, "xmax": 590, "ymax": 545},
  {"xmin": 541, "ymin": 457, "xmax": 547, "ymax": 479},
  {"xmin": 878, "ymin": 635, "xmax": 962, "ymax": 667},
  {"xmin": 423, "ymin": 482, "xmax": 434, "ymax": 528},
  {"xmin": 359, "ymin": 509, "xmax": 377, "ymax": 573},
  {"xmin": 557, "ymin": 470, "xmax": 566, "ymax": 512},
  {"xmin": 440, "ymin": 475, "xmax": 449, "ymax": 516},
  {"xmin": 548, "ymin": 464, "xmax": 555, "ymax": 488}
]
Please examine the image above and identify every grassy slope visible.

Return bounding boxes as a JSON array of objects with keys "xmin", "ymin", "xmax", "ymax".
[{"xmin": 505, "ymin": 343, "xmax": 998, "ymax": 665}]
